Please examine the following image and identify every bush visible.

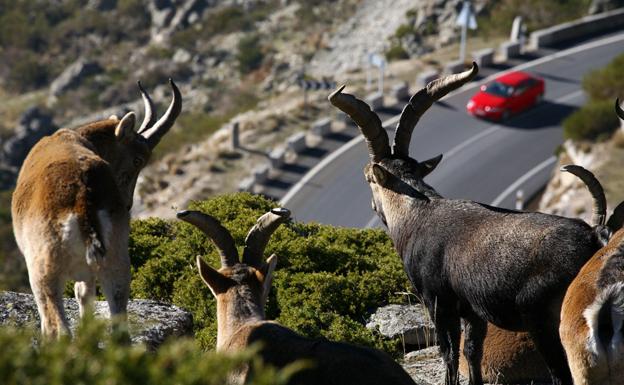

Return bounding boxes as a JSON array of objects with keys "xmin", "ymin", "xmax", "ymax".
[
  {"xmin": 582, "ymin": 53, "xmax": 624, "ymax": 102},
  {"xmin": 563, "ymin": 100, "xmax": 619, "ymax": 142},
  {"xmin": 385, "ymin": 44, "xmax": 409, "ymax": 61},
  {"xmin": 237, "ymin": 34, "xmax": 265, "ymax": 74},
  {"xmin": 0, "ymin": 317, "xmax": 294, "ymax": 385},
  {"xmin": 129, "ymin": 193, "xmax": 410, "ymax": 356}
]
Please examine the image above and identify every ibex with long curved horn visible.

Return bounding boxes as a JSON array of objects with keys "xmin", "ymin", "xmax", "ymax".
[
  {"xmin": 329, "ymin": 63, "xmax": 606, "ymax": 385},
  {"xmin": 177, "ymin": 208, "xmax": 417, "ymax": 385},
  {"xmin": 559, "ymin": 131, "xmax": 624, "ymax": 384},
  {"xmin": 12, "ymin": 80, "xmax": 182, "ymax": 338}
]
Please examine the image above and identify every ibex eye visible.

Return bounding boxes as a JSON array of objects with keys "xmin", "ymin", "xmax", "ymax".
[{"xmin": 133, "ymin": 158, "xmax": 142, "ymax": 167}]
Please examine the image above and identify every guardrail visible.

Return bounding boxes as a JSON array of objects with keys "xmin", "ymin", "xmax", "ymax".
[{"xmin": 530, "ymin": 7, "xmax": 624, "ymax": 49}]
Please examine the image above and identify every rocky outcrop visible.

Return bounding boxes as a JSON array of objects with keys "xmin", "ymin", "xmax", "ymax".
[
  {"xmin": 49, "ymin": 58, "xmax": 103, "ymax": 98},
  {"xmin": 366, "ymin": 304, "xmax": 436, "ymax": 347},
  {"xmin": 0, "ymin": 107, "xmax": 58, "ymax": 189},
  {"xmin": 0, "ymin": 291, "xmax": 193, "ymax": 350}
]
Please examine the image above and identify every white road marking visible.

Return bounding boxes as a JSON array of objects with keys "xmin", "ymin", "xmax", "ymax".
[
  {"xmin": 281, "ymin": 32, "xmax": 624, "ymax": 214},
  {"xmin": 490, "ymin": 156, "xmax": 557, "ymax": 207}
]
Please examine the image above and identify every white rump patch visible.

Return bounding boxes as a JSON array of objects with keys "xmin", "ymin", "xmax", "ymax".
[
  {"xmin": 583, "ymin": 282, "xmax": 624, "ymax": 364},
  {"xmin": 60, "ymin": 213, "xmax": 84, "ymax": 258}
]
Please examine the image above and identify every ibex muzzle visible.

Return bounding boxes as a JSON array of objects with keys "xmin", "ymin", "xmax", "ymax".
[
  {"xmin": 330, "ymin": 64, "xmax": 605, "ymax": 385},
  {"xmin": 11, "ymin": 80, "xmax": 182, "ymax": 338}
]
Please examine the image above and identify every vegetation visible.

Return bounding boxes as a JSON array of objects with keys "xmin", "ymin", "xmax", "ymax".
[
  {"xmin": 237, "ymin": 34, "xmax": 265, "ymax": 75},
  {"xmin": 563, "ymin": 53, "xmax": 624, "ymax": 142},
  {"xmin": 0, "ymin": 190, "xmax": 28, "ymax": 292},
  {"xmin": 129, "ymin": 193, "xmax": 410, "ymax": 356},
  {"xmin": 0, "ymin": 317, "xmax": 296, "ymax": 385},
  {"xmin": 477, "ymin": 0, "xmax": 591, "ymax": 39}
]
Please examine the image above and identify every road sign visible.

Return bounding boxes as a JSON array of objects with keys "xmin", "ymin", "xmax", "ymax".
[
  {"xmin": 369, "ymin": 53, "xmax": 386, "ymax": 69},
  {"xmin": 456, "ymin": 1, "xmax": 477, "ymax": 30}
]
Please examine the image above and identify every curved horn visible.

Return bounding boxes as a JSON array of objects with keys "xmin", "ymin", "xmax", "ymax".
[
  {"xmin": 616, "ymin": 98, "xmax": 624, "ymax": 121},
  {"xmin": 607, "ymin": 201, "xmax": 624, "ymax": 232},
  {"xmin": 328, "ymin": 85, "xmax": 391, "ymax": 162},
  {"xmin": 561, "ymin": 165, "xmax": 606, "ymax": 226},
  {"xmin": 393, "ymin": 63, "xmax": 479, "ymax": 157},
  {"xmin": 176, "ymin": 210, "xmax": 239, "ymax": 268},
  {"xmin": 242, "ymin": 208, "xmax": 290, "ymax": 268},
  {"xmin": 141, "ymin": 79, "xmax": 182, "ymax": 149},
  {"xmin": 137, "ymin": 81, "xmax": 157, "ymax": 135}
]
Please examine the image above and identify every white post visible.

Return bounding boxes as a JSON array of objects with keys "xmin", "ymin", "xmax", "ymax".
[
  {"xmin": 515, "ymin": 190, "xmax": 524, "ymax": 211},
  {"xmin": 459, "ymin": 21, "xmax": 467, "ymax": 62},
  {"xmin": 378, "ymin": 65, "xmax": 384, "ymax": 94}
]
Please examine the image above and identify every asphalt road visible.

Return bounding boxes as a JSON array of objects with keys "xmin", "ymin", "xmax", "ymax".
[{"xmin": 282, "ymin": 33, "xmax": 624, "ymax": 228}]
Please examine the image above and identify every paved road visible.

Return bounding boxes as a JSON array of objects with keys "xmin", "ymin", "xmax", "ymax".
[{"xmin": 282, "ymin": 33, "xmax": 624, "ymax": 228}]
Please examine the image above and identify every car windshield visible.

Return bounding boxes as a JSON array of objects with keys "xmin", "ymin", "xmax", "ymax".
[{"xmin": 484, "ymin": 81, "xmax": 514, "ymax": 97}]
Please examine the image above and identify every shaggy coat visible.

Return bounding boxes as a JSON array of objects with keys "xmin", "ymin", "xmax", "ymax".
[
  {"xmin": 329, "ymin": 64, "xmax": 604, "ymax": 385},
  {"xmin": 12, "ymin": 81, "xmax": 181, "ymax": 337}
]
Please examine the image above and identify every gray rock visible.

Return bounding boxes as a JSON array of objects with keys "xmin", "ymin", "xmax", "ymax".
[
  {"xmin": 402, "ymin": 347, "xmax": 469, "ymax": 385},
  {"xmin": 366, "ymin": 304, "xmax": 436, "ymax": 347},
  {"xmin": 50, "ymin": 58, "xmax": 103, "ymax": 97},
  {"xmin": 0, "ymin": 107, "xmax": 58, "ymax": 189},
  {"xmin": 0, "ymin": 291, "xmax": 193, "ymax": 350}
]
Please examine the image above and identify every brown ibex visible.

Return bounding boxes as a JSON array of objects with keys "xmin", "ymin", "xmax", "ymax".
[
  {"xmin": 177, "ymin": 208, "xmax": 417, "ymax": 385},
  {"xmin": 559, "ymin": 126, "xmax": 624, "ymax": 384},
  {"xmin": 329, "ymin": 63, "xmax": 606, "ymax": 385},
  {"xmin": 11, "ymin": 80, "xmax": 182, "ymax": 338}
]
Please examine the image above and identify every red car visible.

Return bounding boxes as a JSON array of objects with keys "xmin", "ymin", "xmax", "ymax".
[{"xmin": 466, "ymin": 71, "xmax": 545, "ymax": 121}]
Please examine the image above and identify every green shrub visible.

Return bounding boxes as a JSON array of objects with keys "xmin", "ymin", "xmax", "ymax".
[
  {"xmin": 237, "ymin": 34, "xmax": 265, "ymax": 74},
  {"xmin": 563, "ymin": 100, "xmax": 619, "ymax": 142},
  {"xmin": 385, "ymin": 44, "xmax": 409, "ymax": 61},
  {"xmin": 0, "ymin": 317, "xmax": 294, "ymax": 385},
  {"xmin": 582, "ymin": 53, "xmax": 624, "ymax": 102},
  {"xmin": 129, "ymin": 193, "xmax": 410, "ymax": 357}
]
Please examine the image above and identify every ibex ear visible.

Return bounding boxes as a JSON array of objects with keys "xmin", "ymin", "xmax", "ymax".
[
  {"xmin": 371, "ymin": 164, "xmax": 389, "ymax": 187},
  {"xmin": 419, "ymin": 154, "xmax": 443, "ymax": 177},
  {"xmin": 114, "ymin": 112, "xmax": 136, "ymax": 143},
  {"xmin": 196, "ymin": 256, "xmax": 232, "ymax": 297},
  {"xmin": 258, "ymin": 254, "xmax": 278, "ymax": 303}
]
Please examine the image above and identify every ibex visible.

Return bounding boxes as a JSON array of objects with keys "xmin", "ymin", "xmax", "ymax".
[
  {"xmin": 177, "ymin": 208, "xmax": 417, "ymax": 385},
  {"xmin": 559, "ymin": 137, "xmax": 624, "ymax": 383},
  {"xmin": 11, "ymin": 80, "xmax": 182, "ymax": 338},
  {"xmin": 329, "ymin": 63, "xmax": 606, "ymax": 385}
]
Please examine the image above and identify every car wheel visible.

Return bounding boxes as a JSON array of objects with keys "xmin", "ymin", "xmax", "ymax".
[
  {"xmin": 501, "ymin": 110, "xmax": 510, "ymax": 121},
  {"xmin": 535, "ymin": 93, "xmax": 544, "ymax": 105}
]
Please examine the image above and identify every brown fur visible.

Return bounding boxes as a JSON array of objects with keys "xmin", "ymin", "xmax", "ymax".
[
  {"xmin": 12, "ymin": 80, "xmax": 180, "ymax": 338},
  {"xmin": 459, "ymin": 324, "xmax": 550, "ymax": 383},
  {"xmin": 560, "ymin": 229, "xmax": 624, "ymax": 385}
]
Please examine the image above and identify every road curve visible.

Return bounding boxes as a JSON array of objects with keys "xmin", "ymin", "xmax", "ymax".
[{"xmin": 282, "ymin": 33, "xmax": 624, "ymax": 228}]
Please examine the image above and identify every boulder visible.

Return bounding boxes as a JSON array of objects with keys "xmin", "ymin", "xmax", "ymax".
[
  {"xmin": 0, "ymin": 291, "xmax": 193, "ymax": 350},
  {"xmin": 0, "ymin": 107, "xmax": 58, "ymax": 189},
  {"xmin": 366, "ymin": 304, "xmax": 436, "ymax": 347},
  {"xmin": 49, "ymin": 59, "xmax": 103, "ymax": 97}
]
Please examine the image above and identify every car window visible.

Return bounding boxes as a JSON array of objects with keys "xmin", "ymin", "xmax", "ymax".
[{"xmin": 484, "ymin": 82, "xmax": 513, "ymax": 97}]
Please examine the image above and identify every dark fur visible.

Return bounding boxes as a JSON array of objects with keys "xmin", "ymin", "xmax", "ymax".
[{"xmin": 369, "ymin": 157, "xmax": 602, "ymax": 385}]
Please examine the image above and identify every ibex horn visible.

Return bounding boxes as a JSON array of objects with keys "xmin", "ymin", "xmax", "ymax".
[
  {"xmin": 242, "ymin": 208, "xmax": 290, "ymax": 268},
  {"xmin": 616, "ymin": 98, "xmax": 624, "ymax": 121},
  {"xmin": 328, "ymin": 85, "xmax": 391, "ymax": 162},
  {"xmin": 137, "ymin": 81, "xmax": 157, "ymax": 134},
  {"xmin": 393, "ymin": 63, "xmax": 479, "ymax": 158},
  {"xmin": 561, "ymin": 165, "xmax": 606, "ymax": 227},
  {"xmin": 177, "ymin": 210, "xmax": 239, "ymax": 268},
  {"xmin": 141, "ymin": 79, "xmax": 182, "ymax": 149}
]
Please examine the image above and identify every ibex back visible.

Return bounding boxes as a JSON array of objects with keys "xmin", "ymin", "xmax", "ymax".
[
  {"xmin": 11, "ymin": 80, "xmax": 181, "ymax": 338},
  {"xmin": 329, "ymin": 64, "xmax": 605, "ymax": 385}
]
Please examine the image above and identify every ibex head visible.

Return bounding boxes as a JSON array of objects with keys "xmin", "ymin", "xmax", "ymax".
[
  {"xmin": 177, "ymin": 208, "xmax": 290, "ymax": 313},
  {"xmin": 329, "ymin": 64, "xmax": 478, "ymax": 226},
  {"xmin": 82, "ymin": 80, "xmax": 181, "ymax": 209}
]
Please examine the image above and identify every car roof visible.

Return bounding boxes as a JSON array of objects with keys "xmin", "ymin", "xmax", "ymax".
[{"xmin": 494, "ymin": 71, "xmax": 534, "ymax": 86}]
